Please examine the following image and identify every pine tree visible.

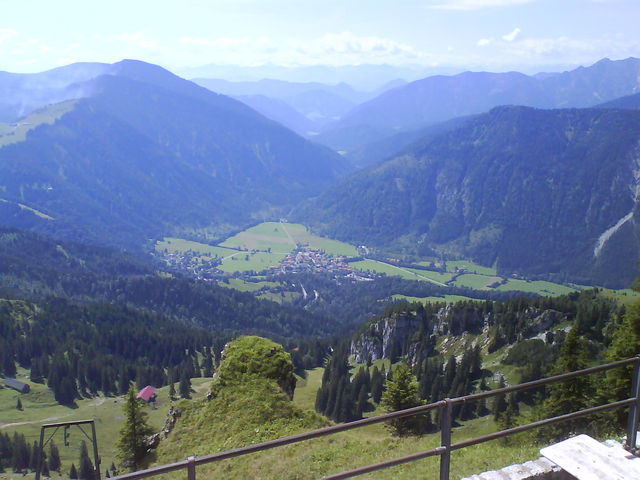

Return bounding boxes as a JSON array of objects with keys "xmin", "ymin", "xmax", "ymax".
[
  {"xmin": 117, "ymin": 386, "xmax": 154, "ymax": 471},
  {"xmin": 492, "ymin": 375, "xmax": 508, "ymax": 421},
  {"xmin": 179, "ymin": 371, "xmax": 191, "ymax": 399},
  {"xmin": 540, "ymin": 326, "xmax": 592, "ymax": 440},
  {"xmin": 49, "ymin": 441, "xmax": 61, "ymax": 472},
  {"xmin": 29, "ymin": 441, "xmax": 39, "ymax": 472},
  {"xmin": 602, "ymin": 300, "xmax": 640, "ymax": 420},
  {"xmin": 78, "ymin": 440, "xmax": 95, "ymax": 480},
  {"xmin": 381, "ymin": 363, "xmax": 423, "ymax": 436},
  {"xmin": 16, "ymin": 398, "xmax": 22, "ymax": 411},
  {"xmin": 70, "ymin": 463, "xmax": 78, "ymax": 479},
  {"xmin": 370, "ymin": 366, "xmax": 384, "ymax": 404}
]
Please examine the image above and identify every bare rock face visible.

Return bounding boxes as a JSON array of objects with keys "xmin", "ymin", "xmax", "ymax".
[{"xmin": 350, "ymin": 312, "xmax": 427, "ymax": 365}]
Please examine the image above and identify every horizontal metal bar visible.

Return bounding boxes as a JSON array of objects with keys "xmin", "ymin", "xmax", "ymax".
[
  {"xmin": 111, "ymin": 460, "xmax": 190, "ymax": 480},
  {"xmin": 451, "ymin": 397, "xmax": 637, "ymax": 451},
  {"xmin": 450, "ymin": 356, "xmax": 640, "ymax": 406},
  {"xmin": 110, "ymin": 356, "xmax": 640, "ymax": 480},
  {"xmin": 41, "ymin": 419, "xmax": 95, "ymax": 428},
  {"xmin": 316, "ymin": 398, "xmax": 637, "ymax": 480},
  {"xmin": 318, "ymin": 447, "xmax": 443, "ymax": 480}
]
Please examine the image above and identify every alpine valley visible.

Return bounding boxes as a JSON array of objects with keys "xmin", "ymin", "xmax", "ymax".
[{"xmin": 2, "ymin": 55, "xmax": 640, "ymax": 480}]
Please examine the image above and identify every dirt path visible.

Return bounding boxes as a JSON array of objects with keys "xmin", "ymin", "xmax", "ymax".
[
  {"xmin": 0, "ymin": 396, "xmax": 107, "ymax": 430},
  {"xmin": 279, "ymin": 221, "xmax": 297, "ymax": 246},
  {"xmin": 1, "ymin": 411, "xmax": 74, "ymax": 429}
]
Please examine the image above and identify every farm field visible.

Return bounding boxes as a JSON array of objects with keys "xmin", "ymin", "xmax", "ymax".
[
  {"xmin": 496, "ymin": 279, "xmax": 577, "ymax": 296},
  {"xmin": 282, "ymin": 223, "xmax": 359, "ymax": 257},
  {"xmin": 156, "ymin": 237, "xmax": 237, "ymax": 258},
  {"xmin": 219, "ymin": 278, "xmax": 279, "ymax": 292},
  {"xmin": 220, "ymin": 222, "xmax": 296, "ymax": 252},
  {"xmin": 445, "ymin": 260, "xmax": 497, "ymax": 276},
  {"xmin": 392, "ymin": 294, "xmax": 480, "ymax": 304},
  {"xmin": 217, "ymin": 251, "xmax": 287, "ymax": 273},
  {"xmin": 453, "ymin": 273, "xmax": 503, "ymax": 290},
  {"xmin": 155, "ymin": 224, "xmax": 588, "ymax": 297},
  {"xmin": 351, "ymin": 259, "xmax": 447, "ymax": 285}
]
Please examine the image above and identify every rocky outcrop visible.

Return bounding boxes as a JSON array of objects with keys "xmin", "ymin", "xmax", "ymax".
[
  {"xmin": 350, "ymin": 313, "xmax": 423, "ymax": 364},
  {"xmin": 145, "ymin": 405, "xmax": 182, "ymax": 449},
  {"xmin": 350, "ymin": 304, "xmax": 566, "ymax": 365},
  {"xmin": 433, "ymin": 304, "xmax": 486, "ymax": 336}
]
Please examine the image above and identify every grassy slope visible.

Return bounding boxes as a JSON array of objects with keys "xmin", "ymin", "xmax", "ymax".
[
  {"xmin": 0, "ymin": 377, "xmax": 213, "ymax": 479},
  {"xmin": 151, "ymin": 373, "xmax": 542, "ymax": 480},
  {"xmin": 0, "ymin": 101, "xmax": 76, "ymax": 147}
]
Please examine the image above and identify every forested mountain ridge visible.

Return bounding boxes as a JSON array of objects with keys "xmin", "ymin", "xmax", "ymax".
[
  {"xmin": 0, "ymin": 60, "xmax": 349, "ymax": 250},
  {"xmin": 298, "ymin": 105, "xmax": 640, "ymax": 288},
  {"xmin": 317, "ymin": 57, "xmax": 640, "ymax": 152}
]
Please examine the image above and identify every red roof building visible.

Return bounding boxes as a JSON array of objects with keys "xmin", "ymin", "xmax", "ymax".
[{"xmin": 136, "ymin": 385, "xmax": 157, "ymax": 403}]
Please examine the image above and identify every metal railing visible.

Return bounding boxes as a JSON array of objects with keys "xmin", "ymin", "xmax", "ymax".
[{"xmin": 110, "ymin": 355, "xmax": 640, "ymax": 480}]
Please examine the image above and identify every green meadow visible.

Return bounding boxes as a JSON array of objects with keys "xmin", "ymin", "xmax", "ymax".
[
  {"xmin": 220, "ymin": 222, "xmax": 296, "ymax": 252},
  {"xmin": 0, "ymin": 370, "xmax": 213, "ymax": 478},
  {"xmin": 282, "ymin": 223, "xmax": 359, "ymax": 257},
  {"xmin": 0, "ymin": 101, "xmax": 77, "ymax": 147}
]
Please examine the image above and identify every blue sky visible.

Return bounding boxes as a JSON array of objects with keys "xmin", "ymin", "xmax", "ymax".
[{"xmin": 1, "ymin": 0, "xmax": 638, "ymax": 74}]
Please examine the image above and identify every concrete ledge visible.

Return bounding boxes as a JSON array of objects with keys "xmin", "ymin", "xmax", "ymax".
[{"xmin": 461, "ymin": 456, "xmax": 571, "ymax": 480}]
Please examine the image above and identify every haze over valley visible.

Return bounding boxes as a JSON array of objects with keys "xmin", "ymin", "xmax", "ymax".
[{"xmin": 2, "ymin": 1, "xmax": 640, "ymax": 479}]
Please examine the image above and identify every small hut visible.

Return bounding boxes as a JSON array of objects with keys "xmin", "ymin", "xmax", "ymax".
[
  {"xmin": 4, "ymin": 378, "xmax": 30, "ymax": 393},
  {"xmin": 136, "ymin": 385, "xmax": 157, "ymax": 403}
]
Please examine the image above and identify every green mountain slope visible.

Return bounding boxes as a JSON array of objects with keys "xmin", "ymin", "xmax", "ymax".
[
  {"xmin": 317, "ymin": 57, "xmax": 640, "ymax": 153},
  {"xmin": 298, "ymin": 106, "xmax": 640, "ymax": 288},
  {"xmin": 0, "ymin": 60, "xmax": 349, "ymax": 250}
]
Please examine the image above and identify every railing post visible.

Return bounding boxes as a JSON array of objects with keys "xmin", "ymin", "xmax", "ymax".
[
  {"xmin": 187, "ymin": 456, "xmax": 196, "ymax": 480},
  {"xmin": 35, "ymin": 426, "xmax": 45, "ymax": 480},
  {"xmin": 439, "ymin": 398, "xmax": 453, "ymax": 480},
  {"xmin": 626, "ymin": 356, "xmax": 640, "ymax": 452}
]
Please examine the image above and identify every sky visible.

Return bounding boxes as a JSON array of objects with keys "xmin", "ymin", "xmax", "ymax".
[{"xmin": 1, "ymin": 0, "xmax": 639, "ymax": 76}]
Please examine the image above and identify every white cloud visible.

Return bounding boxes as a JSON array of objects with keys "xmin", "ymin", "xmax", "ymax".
[
  {"xmin": 174, "ymin": 32, "xmax": 423, "ymax": 66},
  {"xmin": 0, "ymin": 28, "xmax": 16, "ymax": 43},
  {"xmin": 502, "ymin": 27, "xmax": 521, "ymax": 42},
  {"xmin": 298, "ymin": 31, "xmax": 423, "ymax": 64},
  {"xmin": 463, "ymin": 32, "xmax": 640, "ymax": 69},
  {"xmin": 179, "ymin": 37, "xmax": 254, "ymax": 48},
  {"xmin": 427, "ymin": 0, "xmax": 535, "ymax": 10},
  {"xmin": 112, "ymin": 32, "xmax": 160, "ymax": 50}
]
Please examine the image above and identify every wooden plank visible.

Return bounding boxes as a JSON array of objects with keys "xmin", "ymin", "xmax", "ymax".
[{"xmin": 541, "ymin": 434, "xmax": 640, "ymax": 480}]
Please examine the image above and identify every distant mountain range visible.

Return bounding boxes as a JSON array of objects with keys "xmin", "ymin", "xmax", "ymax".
[
  {"xmin": 191, "ymin": 77, "xmax": 404, "ymax": 135},
  {"xmin": 298, "ymin": 105, "xmax": 640, "ymax": 288},
  {"xmin": 0, "ymin": 60, "xmax": 349, "ymax": 249},
  {"xmin": 317, "ymin": 57, "xmax": 640, "ymax": 155}
]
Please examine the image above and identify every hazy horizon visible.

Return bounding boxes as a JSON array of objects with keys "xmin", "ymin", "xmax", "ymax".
[{"xmin": 1, "ymin": 0, "xmax": 638, "ymax": 84}]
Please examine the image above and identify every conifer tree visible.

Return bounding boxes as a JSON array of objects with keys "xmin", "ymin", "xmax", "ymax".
[
  {"xmin": 381, "ymin": 363, "xmax": 423, "ymax": 436},
  {"xmin": 49, "ymin": 441, "xmax": 61, "ymax": 472},
  {"xmin": 492, "ymin": 375, "xmax": 508, "ymax": 421},
  {"xmin": 179, "ymin": 371, "xmax": 191, "ymax": 399},
  {"xmin": 117, "ymin": 386, "xmax": 153, "ymax": 471},
  {"xmin": 370, "ymin": 366, "xmax": 384, "ymax": 404},
  {"xmin": 540, "ymin": 326, "xmax": 591, "ymax": 440},
  {"xmin": 79, "ymin": 440, "xmax": 95, "ymax": 480},
  {"xmin": 602, "ymin": 300, "xmax": 640, "ymax": 415},
  {"xmin": 168, "ymin": 380, "xmax": 176, "ymax": 400},
  {"xmin": 70, "ymin": 463, "xmax": 78, "ymax": 479}
]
